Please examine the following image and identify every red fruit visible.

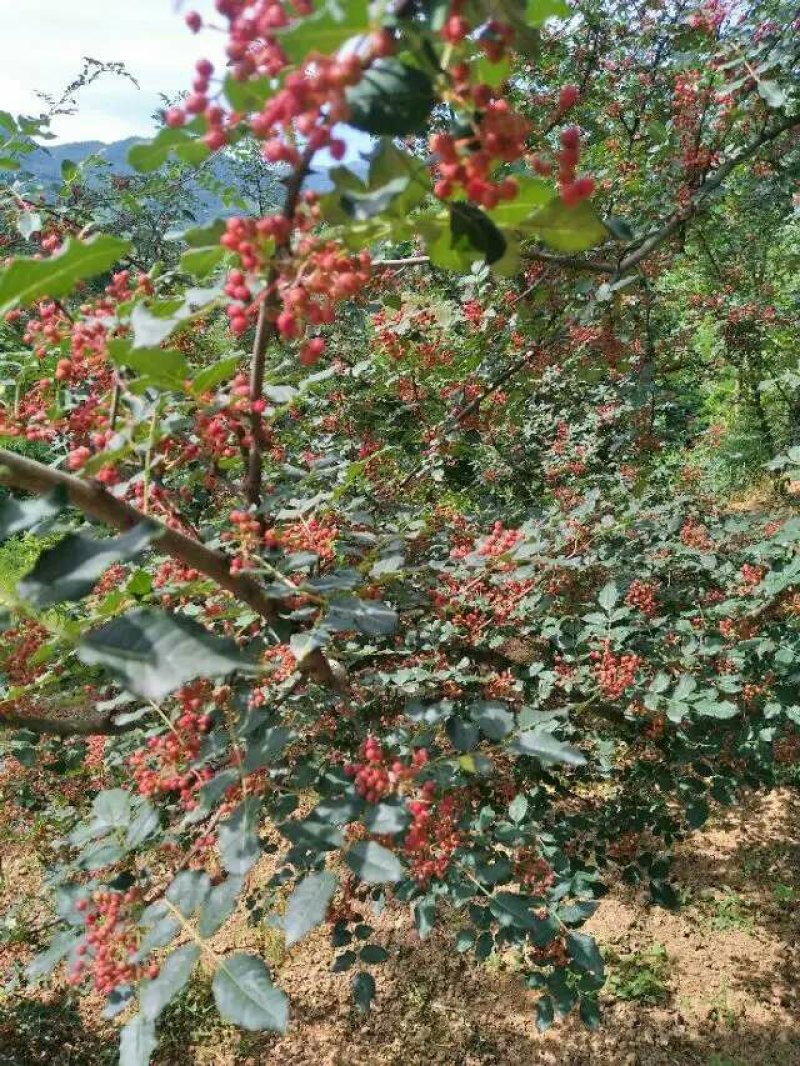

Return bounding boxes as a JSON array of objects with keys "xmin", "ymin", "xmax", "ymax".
[
  {"xmin": 558, "ymin": 84, "xmax": 580, "ymax": 111},
  {"xmin": 165, "ymin": 107, "xmax": 186, "ymax": 129},
  {"xmin": 277, "ymin": 311, "xmax": 299, "ymax": 338},
  {"xmin": 185, "ymin": 10, "xmax": 202, "ymax": 32},
  {"xmin": 205, "ymin": 128, "xmax": 227, "ymax": 151},
  {"xmin": 560, "ymin": 126, "xmax": 581, "ymax": 150}
]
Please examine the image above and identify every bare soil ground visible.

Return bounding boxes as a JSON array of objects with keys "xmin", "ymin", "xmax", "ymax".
[{"xmin": 2, "ymin": 789, "xmax": 799, "ymax": 1066}]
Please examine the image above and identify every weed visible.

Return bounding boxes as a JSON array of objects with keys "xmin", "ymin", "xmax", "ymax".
[
  {"xmin": 606, "ymin": 942, "xmax": 670, "ymax": 1005},
  {"xmin": 772, "ymin": 883, "xmax": 797, "ymax": 904},
  {"xmin": 701, "ymin": 891, "xmax": 753, "ymax": 933}
]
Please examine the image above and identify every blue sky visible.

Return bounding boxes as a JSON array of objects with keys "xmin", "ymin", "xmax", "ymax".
[{"xmin": 0, "ymin": 1, "xmax": 226, "ymax": 144}]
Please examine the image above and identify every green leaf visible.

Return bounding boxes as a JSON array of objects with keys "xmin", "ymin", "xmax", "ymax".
[
  {"xmin": 489, "ymin": 892, "xmax": 543, "ymax": 929},
  {"xmin": 368, "ymin": 140, "xmax": 431, "ymax": 213},
  {"xmin": 140, "ymin": 944, "xmax": 200, "ymax": 1021},
  {"xmin": 77, "ymin": 608, "xmax": 252, "ymax": 701},
  {"xmin": 471, "ymin": 700, "xmax": 515, "ymax": 740},
  {"xmin": 363, "ymin": 798, "xmax": 410, "ymax": 835},
  {"xmin": 446, "ymin": 716, "xmax": 480, "ymax": 751},
  {"xmin": 223, "ymin": 74, "xmax": 274, "ymax": 113},
  {"xmin": 566, "ymin": 931, "xmax": 604, "ymax": 978},
  {"xmin": 580, "ymin": 996, "xmax": 601, "ymax": 1028},
  {"xmin": 487, "ymin": 176, "xmax": 553, "ymax": 226},
  {"xmin": 119, "ymin": 1014, "xmax": 157, "ymax": 1066},
  {"xmin": 191, "ymin": 355, "xmax": 241, "ymax": 396},
  {"xmin": 598, "ymin": 581, "xmax": 618, "ymax": 612},
  {"xmin": 352, "ymin": 971, "xmax": 376, "ymax": 1012},
  {"xmin": 360, "ymin": 944, "xmax": 389, "ymax": 963},
  {"xmin": 535, "ymin": 995, "xmax": 554, "ymax": 1031},
  {"xmin": 25, "ymin": 931, "xmax": 79, "ymax": 981},
  {"xmin": 473, "ymin": 53, "xmax": 512, "ymax": 89},
  {"xmin": 526, "ymin": 0, "xmax": 569, "ymax": 25},
  {"xmin": 166, "ymin": 871, "xmax": 211, "ymax": 917},
  {"xmin": 323, "ymin": 596, "xmax": 398, "ymax": 637},
  {"xmin": 508, "ymin": 793, "xmax": 528, "ymax": 823},
  {"xmin": 17, "ymin": 212, "xmax": 42, "ymax": 240},
  {"xmin": 345, "ymin": 841, "xmax": 406, "ymax": 884},
  {"xmin": 217, "ymin": 798, "xmax": 262, "ymax": 876},
  {"xmin": 285, "ymin": 871, "xmax": 339, "ymax": 946},
  {"xmin": 341, "ymin": 177, "xmax": 413, "ymax": 221},
  {"xmin": 0, "ymin": 235, "xmax": 131, "ymax": 316},
  {"xmin": 125, "ymin": 800, "xmax": 160, "ymax": 849},
  {"xmin": 0, "ymin": 487, "xmax": 66, "ymax": 543},
  {"xmin": 693, "ymin": 699, "xmax": 739, "ymax": 719},
  {"xmin": 512, "ymin": 730, "xmax": 586, "ymax": 766},
  {"xmin": 450, "ymin": 202, "xmax": 507, "ymax": 265},
  {"xmin": 128, "ymin": 127, "xmax": 209, "ymax": 173},
  {"xmin": 413, "ymin": 897, "xmax": 436, "ymax": 939},
  {"xmin": 92, "ymin": 788, "xmax": 132, "ymax": 830},
  {"xmin": 280, "ymin": 0, "xmax": 370, "ymax": 64},
  {"xmin": 346, "ymin": 59, "xmax": 435, "ymax": 136},
  {"xmin": 281, "ymin": 817, "xmax": 344, "ymax": 851},
  {"xmin": 108, "ymin": 339, "xmax": 189, "ymax": 390},
  {"xmin": 17, "ymin": 522, "xmax": 158, "ymax": 608},
  {"xmin": 212, "ymin": 953, "xmax": 288, "ymax": 1032},
  {"xmin": 180, "ymin": 245, "xmax": 227, "ymax": 279},
  {"xmin": 757, "ymin": 80, "xmax": 787, "ymax": 109},
  {"xmin": 198, "ymin": 876, "xmax": 244, "ymax": 938},
  {"xmin": 529, "ymin": 199, "xmax": 607, "ymax": 253}
]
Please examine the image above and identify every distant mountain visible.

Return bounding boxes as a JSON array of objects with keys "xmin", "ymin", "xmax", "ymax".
[
  {"xmin": 19, "ymin": 136, "xmax": 368, "ymax": 197},
  {"xmin": 21, "ymin": 138, "xmax": 143, "ymax": 184}
]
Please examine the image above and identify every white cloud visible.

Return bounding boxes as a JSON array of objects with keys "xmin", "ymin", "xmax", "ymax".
[
  {"xmin": 0, "ymin": 0, "xmax": 372, "ymax": 162},
  {"xmin": 0, "ymin": 0, "xmax": 223, "ymax": 143}
]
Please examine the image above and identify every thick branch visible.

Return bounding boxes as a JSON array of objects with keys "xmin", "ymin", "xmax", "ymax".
[
  {"xmin": 0, "ymin": 448, "xmax": 347, "ymax": 704},
  {"xmin": 245, "ymin": 147, "xmax": 315, "ymax": 509},
  {"xmin": 0, "ymin": 701, "xmax": 138, "ymax": 736}
]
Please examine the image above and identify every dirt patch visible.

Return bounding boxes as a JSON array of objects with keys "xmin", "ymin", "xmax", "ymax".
[{"xmin": 2, "ymin": 791, "xmax": 800, "ymax": 1066}]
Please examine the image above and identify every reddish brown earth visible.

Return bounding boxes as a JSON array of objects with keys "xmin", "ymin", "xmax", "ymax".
[{"xmin": 2, "ymin": 789, "xmax": 799, "ymax": 1066}]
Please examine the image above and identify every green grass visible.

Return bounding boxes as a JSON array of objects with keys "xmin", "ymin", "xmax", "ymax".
[
  {"xmin": 606, "ymin": 942, "xmax": 670, "ymax": 1005},
  {"xmin": 700, "ymin": 891, "xmax": 753, "ymax": 933}
]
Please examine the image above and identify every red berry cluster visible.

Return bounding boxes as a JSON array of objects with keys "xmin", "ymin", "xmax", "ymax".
[
  {"xmin": 591, "ymin": 640, "xmax": 640, "ymax": 699},
  {"xmin": 430, "ymin": 102, "xmax": 528, "ymax": 209},
  {"xmin": 738, "ymin": 563, "xmax": 766, "ymax": 590},
  {"xmin": 625, "ymin": 579, "xmax": 659, "ymax": 618},
  {"xmin": 680, "ymin": 518, "xmax": 713, "ymax": 550},
  {"xmin": 344, "ymin": 739, "xmax": 429, "ymax": 803},
  {"xmin": 404, "ymin": 791, "xmax": 461, "ymax": 885},
  {"xmin": 554, "ymin": 126, "xmax": 595, "ymax": 207},
  {"xmin": 69, "ymin": 889, "xmax": 157, "ymax": 995},
  {"xmin": 514, "ymin": 849, "xmax": 556, "ymax": 895},
  {"xmin": 478, "ymin": 521, "xmax": 521, "ymax": 558},
  {"xmin": 128, "ymin": 682, "xmax": 214, "ymax": 809}
]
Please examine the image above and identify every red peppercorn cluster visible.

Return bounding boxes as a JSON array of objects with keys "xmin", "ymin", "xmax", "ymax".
[
  {"xmin": 515, "ymin": 849, "xmax": 556, "ymax": 895},
  {"xmin": 404, "ymin": 790, "xmax": 461, "ymax": 885},
  {"xmin": 680, "ymin": 517, "xmax": 713, "ymax": 550},
  {"xmin": 625, "ymin": 579, "xmax": 659, "ymax": 618},
  {"xmin": 344, "ymin": 739, "xmax": 429, "ymax": 803},
  {"xmin": 477, "ymin": 520, "xmax": 521, "ymax": 558},
  {"xmin": 591, "ymin": 640, "xmax": 640, "ymax": 699},
  {"xmin": 69, "ymin": 889, "xmax": 158, "ymax": 995},
  {"xmin": 0, "ymin": 620, "xmax": 49, "ymax": 686},
  {"xmin": 128, "ymin": 682, "xmax": 214, "ymax": 809},
  {"xmin": 738, "ymin": 563, "xmax": 766, "ymax": 590}
]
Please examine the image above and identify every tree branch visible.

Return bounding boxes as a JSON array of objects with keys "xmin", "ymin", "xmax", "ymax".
[
  {"xmin": 523, "ymin": 115, "xmax": 800, "ymax": 276},
  {"xmin": 0, "ymin": 448, "xmax": 347, "ymax": 703},
  {"xmin": 245, "ymin": 147, "xmax": 315, "ymax": 509},
  {"xmin": 0, "ymin": 700, "xmax": 139, "ymax": 736}
]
